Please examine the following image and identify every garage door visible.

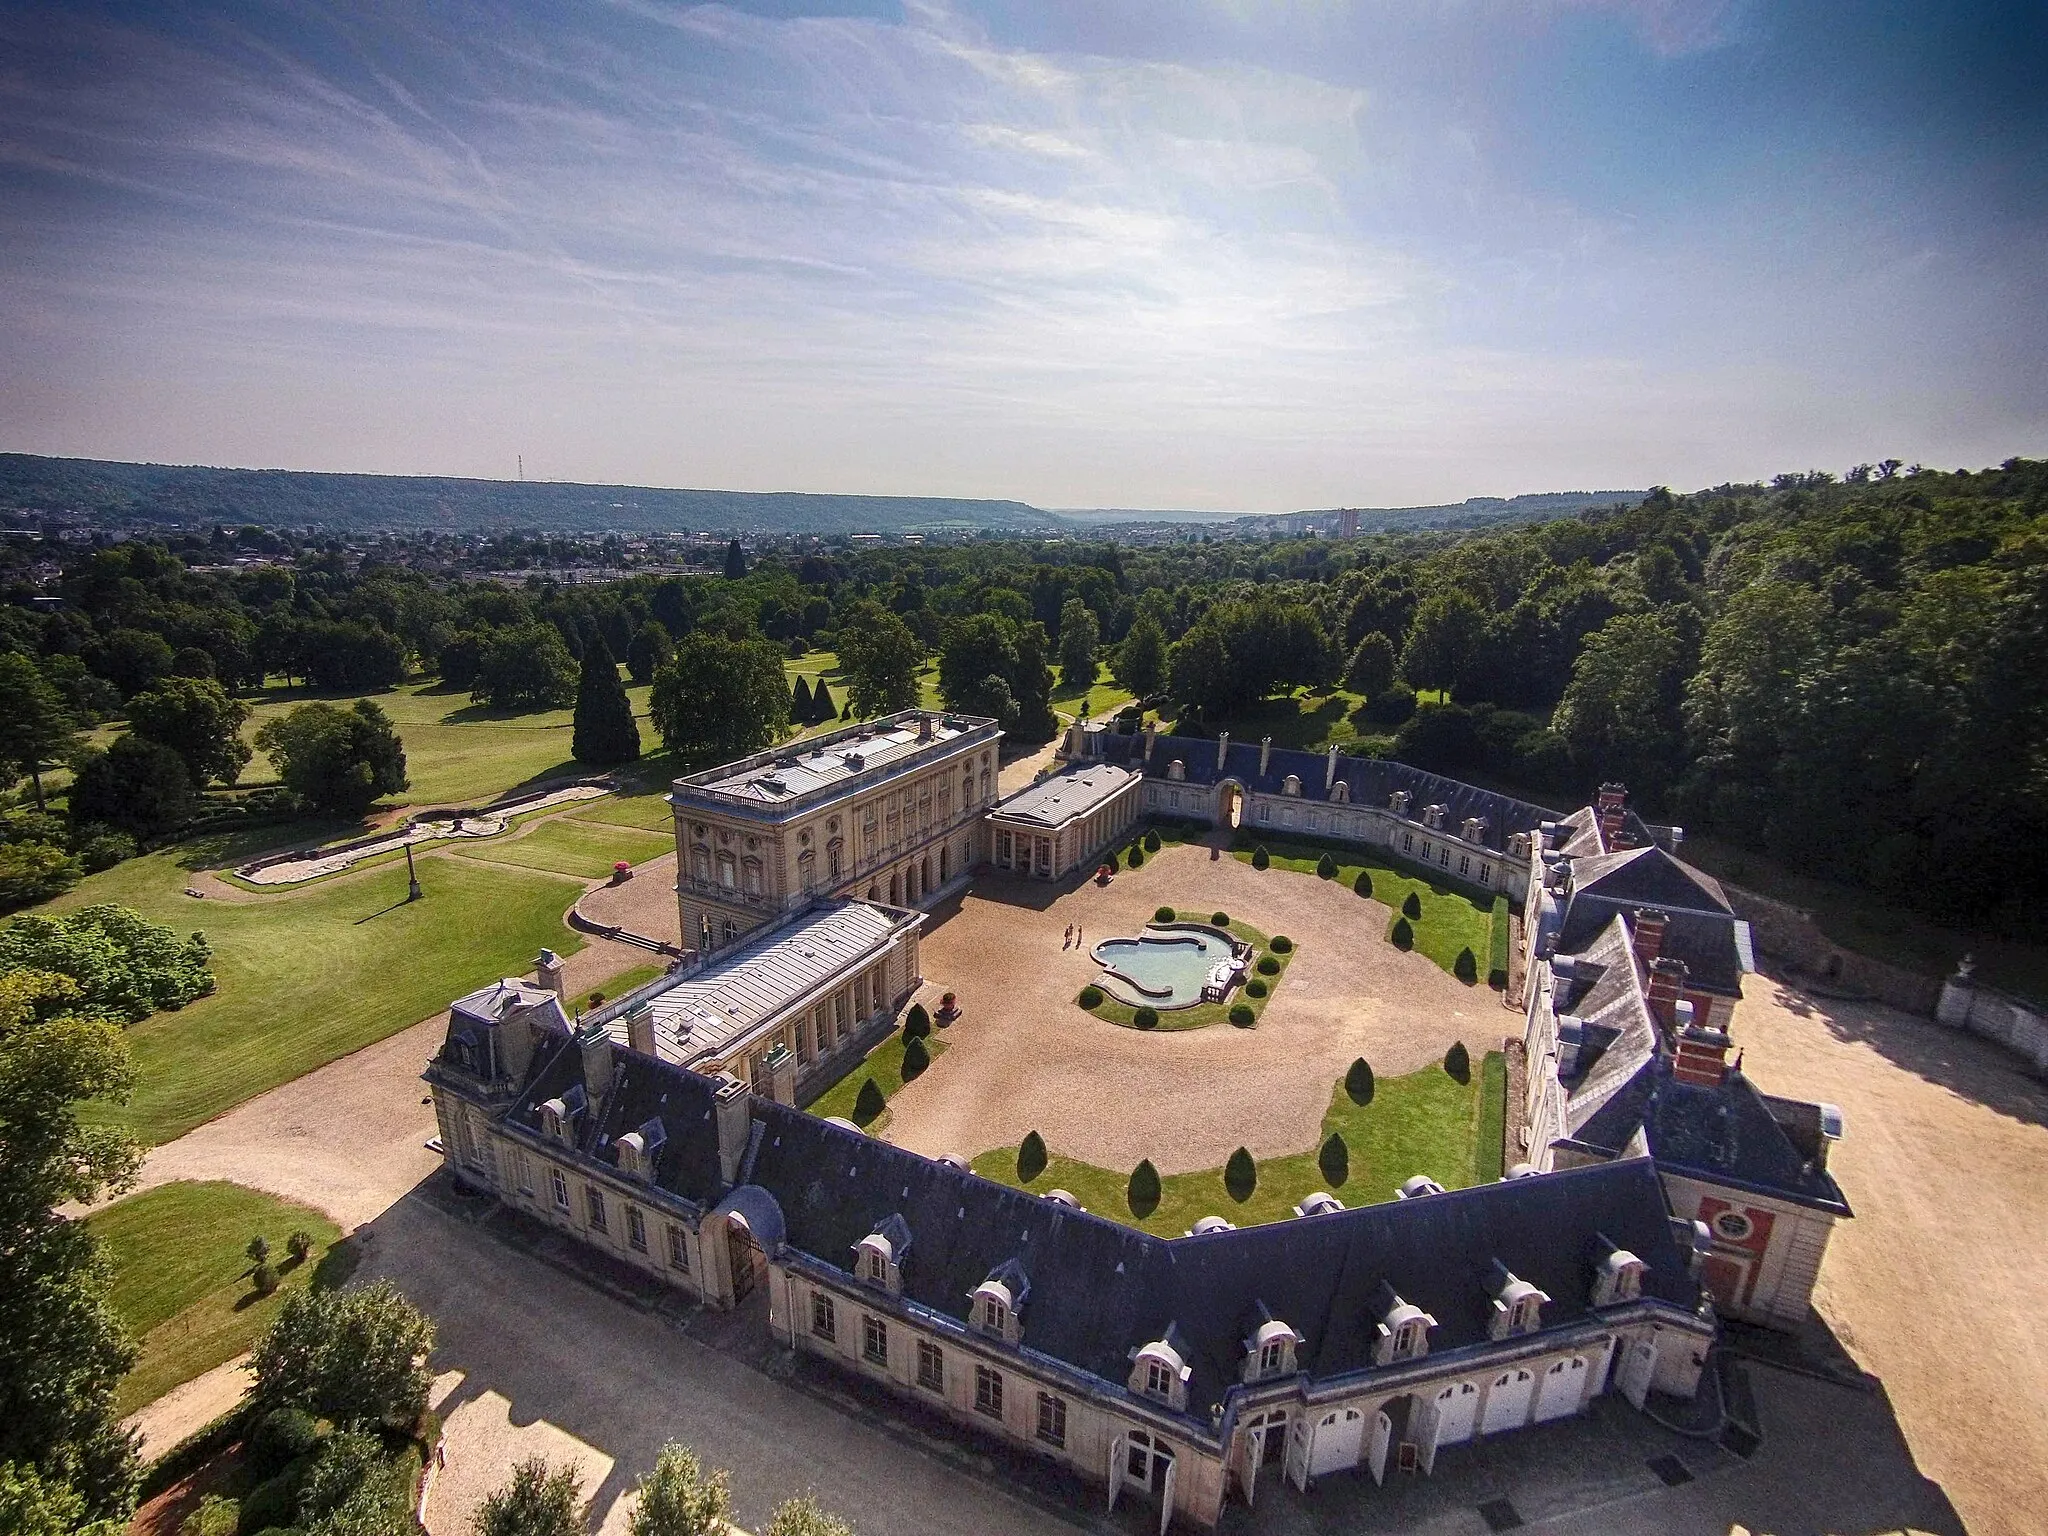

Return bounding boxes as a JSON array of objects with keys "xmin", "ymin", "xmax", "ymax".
[
  {"xmin": 1433, "ymin": 1381, "xmax": 1480, "ymax": 1447},
  {"xmin": 1533, "ymin": 1356, "xmax": 1589, "ymax": 1422},
  {"xmin": 1481, "ymin": 1368, "xmax": 1535, "ymax": 1435},
  {"xmin": 1308, "ymin": 1407, "xmax": 1366, "ymax": 1477}
]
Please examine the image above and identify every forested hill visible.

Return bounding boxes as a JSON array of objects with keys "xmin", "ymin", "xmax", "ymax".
[{"xmin": 0, "ymin": 453, "xmax": 1059, "ymax": 535}]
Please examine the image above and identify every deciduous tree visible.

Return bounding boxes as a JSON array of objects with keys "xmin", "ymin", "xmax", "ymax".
[
  {"xmin": 649, "ymin": 635, "xmax": 789, "ymax": 767},
  {"xmin": 254, "ymin": 701, "xmax": 409, "ymax": 817},
  {"xmin": 125, "ymin": 677, "xmax": 252, "ymax": 788}
]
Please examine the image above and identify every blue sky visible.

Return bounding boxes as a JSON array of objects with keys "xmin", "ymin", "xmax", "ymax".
[{"xmin": 1, "ymin": 0, "xmax": 2042, "ymax": 510}]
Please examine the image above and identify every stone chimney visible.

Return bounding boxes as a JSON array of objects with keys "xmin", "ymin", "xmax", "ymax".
[
  {"xmin": 1143, "ymin": 719, "xmax": 1158, "ymax": 762},
  {"xmin": 535, "ymin": 948, "xmax": 565, "ymax": 1000},
  {"xmin": 578, "ymin": 1021, "xmax": 614, "ymax": 1103},
  {"xmin": 1673, "ymin": 1020, "xmax": 1732, "ymax": 1087},
  {"xmin": 1325, "ymin": 743, "xmax": 1340, "ymax": 792},
  {"xmin": 1259, "ymin": 737, "xmax": 1273, "ymax": 775},
  {"xmin": 625, "ymin": 1001, "xmax": 656, "ymax": 1058},
  {"xmin": 1632, "ymin": 908, "xmax": 1669, "ymax": 969},
  {"xmin": 712, "ymin": 1071, "xmax": 752, "ymax": 1186},
  {"xmin": 1644, "ymin": 956, "xmax": 1687, "ymax": 1032},
  {"xmin": 1216, "ymin": 731, "xmax": 1230, "ymax": 771},
  {"xmin": 918, "ymin": 713, "xmax": 933, "ymax": 742}
]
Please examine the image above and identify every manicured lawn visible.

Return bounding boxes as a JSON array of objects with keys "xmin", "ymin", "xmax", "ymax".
[
  {"xmin": 971, "ymin": 1053, "xmax": 1505, "ymax": 1236},
  {"xmin": 1077, "ymin": 912, "xmax": 1295, "ymax": 1031},
  {"xmin": 449, "ymin": 817, "xmax": 671, "ymax": 879},
  {"xmin": 89, "ymin": 1181, "xmax": 349, "ymax": 1416},
  {"xmin": 1052, "ymin": 661, "xmax": 1136, "ymax": 723},
  {"xmin": 567, "ymin": 790, "xmax": 675, "ymax": 831},
  {"xmin": 58, "ymin": 848, "xmax": 585, "ymax": 1144},
  {"xmin": 576, "ymin": 961, "xmax": 669, "ymax": 1013},
  {"xmin": 804, "ymin": 1025, "xmax": 950, "ymax": 1131}
]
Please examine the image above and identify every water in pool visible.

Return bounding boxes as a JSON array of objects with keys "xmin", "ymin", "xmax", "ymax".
[{"xmin": 1091, "ymin": 927, "xmax": 1237, "ymax": 1009}]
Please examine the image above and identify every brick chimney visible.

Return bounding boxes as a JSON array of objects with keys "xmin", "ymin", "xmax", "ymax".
[
  {"xmin": 1644, "ymin": 956, "xmax": 1687, "ymax": 1032},
  {"xmin": 1673, "ymin": 1021, "xmax": 1732, "ymax": 1086},
  {"xmin": 1260, "ymin": 736, "xmax": 1273, "ymax": 775},
  {"xmin": 1632, "ymin": 908, "xmax": 1669, "ymax": 968}
]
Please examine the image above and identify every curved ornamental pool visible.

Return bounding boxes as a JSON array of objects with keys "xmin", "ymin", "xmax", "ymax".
[{"xmin": 1091, "ymin": 925, "xmax": 1243, "ymax": 1009}]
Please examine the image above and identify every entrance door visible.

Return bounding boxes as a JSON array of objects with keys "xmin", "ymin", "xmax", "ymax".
[
  {"xmin": 1121, "ymin": 1431, "xmax": 1175, "ymax": 1525},
  {"xmin": 1367, "ymin": 1409, "xmax": 1393, "ymax": 1485},
  {"xmin": 1433, "ymin": 1380, "xmax": 1479, "ymax": 1452},
  {"xmin": 1239, "ymin": 1412, "xmax": 1288, "ymax": 1506},
  {"xmin": 1618, "ymin": 1337, "xmax": 1658, "ymax": 1410},
  {"xmin": 1481, "ymin": 1368, "xmax": 1536, "ymax": 1434},
  {"xmin": 1307, "ymin": 1407, "xmax": 1365, "ymax": 1478},
  {"xmin": 1534, "ymin": 1357, "xmax": 1589, "ymax": 1422},
  {"xmin": 725, "ymin": 1214, "xmax": 766, "ymax": 1304}
]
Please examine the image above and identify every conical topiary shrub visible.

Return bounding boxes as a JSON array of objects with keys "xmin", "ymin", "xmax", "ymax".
[
  {"xmin": 792, "ymin": 675, "xmax": 813, "ymax": 721},
  {"xmin": 1144, "ymin": 829, "xmax": 1161, "ymax": 852},
  {"xmin": 1402, "ymin": 891, "xmax": 1422, "ymax": 920},
  {"xmin": 1353, "ymin": 869, "xmax": 1374, "ymax": 897},
  {"xmin": 1251, "ymin": 845, "xmax": 1270, "ymax": 870},
  {"xmin": 904, "ymin": 1003, "xmax": 931, "ymax": 1040},
  {"xmin": 1316, "ymin": 852, "xmax": 1337, "ymax": 879},
  {"xmin": 1444, "ymin": 1040, "xmax": 1471, "ymax": 1083},
  {"xmin": 853, "ymin": 1078, "xmax": 887, "ymax": 1125},
  {"xmin": 811, "ymin": 680, "xmax": 836, "ymax": 723},
  {"xmin": 1128, "ymin": 1158, "xmax": 1161, "ymax": 1218},
  {"xmin": 1319, "ymin": 1132, "xmax": 1350, "ymax": 1186},
  {"xmin": 1128, "ymin": 844, "xmax": 1145, "ymax": 868},
  {"xmin": 901, "ymin": 1035, "xmax": 930, "ymax": 1079},
  {"xmin": 1390, "ymin": 915, "xmax": 1415, "ymax": 950},
  {"xmin": 1224, "ymin": 1147, "xmax": 1257, "ymax": 1203},
  {"xmin": 1454, "ymin": 946, "xmax": 1478, "ymax": 984},
  {"xmin": 1345, "ymin": 1057, "xmax": 1375, "ymax": 1105},
  {"xmin": 1018, "ymin": 1130, "xmax": 1048, "ymax": 1183}
]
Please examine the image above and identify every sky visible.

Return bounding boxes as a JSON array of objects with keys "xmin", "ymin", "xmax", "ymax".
[{"xmin": 1, "ymin": 1, "xmax": 2043, "ymax": 512}]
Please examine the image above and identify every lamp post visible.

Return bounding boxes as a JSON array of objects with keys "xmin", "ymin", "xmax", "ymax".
[{"xmin": 405, "ymin": 840, "xmax": 423, "ymax": 902}]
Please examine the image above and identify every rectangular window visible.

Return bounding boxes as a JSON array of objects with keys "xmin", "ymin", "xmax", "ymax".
[
  {"xmin": 835, "ymin": 993, "xmax": 849, "ymax": 1037},
  {"xmin": 1420, "ymin": 840, "xmax": 1431, "ymax": 861},
  {"xmin": 626, "ymin": 1205, "xmax": 647, "ymax": 1253},
  {"xmin": 1146, "ymin": 1359, "xmax": 1171, "ymax": 1397},
  {"xmin": 812, "ymin": 1292, "xmax": 836, "ymax": 1341},
  {"xmin": 974, "ymin": 1364, "xmax": 1004, "ymax": 1419},
  {"xmin": 862, "ymin": 1315, "xmax": 888, "ymax": 1365},
  {"xmin": 1403, "ymin": 832, "xmax": 1414, "ymax": 853},
  {"xmin": 1440, "ymin": 846, "xmax": 1450, "ymax": 868},
  {"xmin": 1459, "ymin": 854, "xmax": 1471, "ymax": 877},
  {"xmin": 667, "ymin": 1225, "xmax": 691, "ymax": 1272},
  {"xmin": 513, "ymin": 1150, "xmax": 533, "ymax": 1196},
  {"xmin": 585, "ymin": 1186, "xmax": 608, "ymax": 1234},
  {"xmin": 1035, "ymin": 1392, "xmax": 1067, "ymax": 1447},
  {"xmin": 550, "ymin": 1169, "xmax": 570, "ymax": 1210},
  {"xmin": 917, "ymin": 1340, "xmax": 944, "ymax": 1392},
  {"xmin": 1480, "ymin": 863, "xmax": 1493, "ymax": 885}
]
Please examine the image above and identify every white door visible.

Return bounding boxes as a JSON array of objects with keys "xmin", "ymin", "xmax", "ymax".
[
  {"xmin": 1367, "ymin": 1409, "xmax": 1393, "ymax": 1485},
  {"xmin": 1481, "ymin": 1368, "xmax": 1536, "ymax": 1434},
  {"xmin": 1158, "ymin": 1458, "xmax": 1177, "ymax": 1536},
  {"xmin": 1308, "ymin": 1407, "xmax": 1366, "ymax": 1478},
  {"xmin": 1107, "ymin": 1435, "xmax": 1126, "ymax": 1513},
  {"xmin": 1619, "ymin": 1338, "xmax": 1658, "ymax": 1410},
  {"xmin": 1285, "ymin": 1415, "xmax": 1311, "ymax": 1491},
  {"xmin": 1534, "ymin": 1356, "xmax": 1589, "ymax": 1422},
  {"xmin": 1434, "ymin": 1381, "xmax": 1480, "ymax": 1447}
]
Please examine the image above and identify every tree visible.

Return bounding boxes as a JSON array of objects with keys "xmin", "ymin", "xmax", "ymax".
[
  {"xmin": 1390, "ymin": 915, "xmax": 1414, "ymax": 949},
  {"xmin": 474, "ymin": 1456, "xmax": 583, "ymax": 1536},
  {"xmin": 1393, "ymin": 702, "xmax": 1482, "ymax": 774},
  {"xmin": 0, "ymin": 1458, "xmax": 118, "ymax": 1536},
  {"xmin": 472, "ymin": 624, "xmax": 577, "ymax": 712},
  {"xmin": 851, "ymin": 1079, "xmax": 886, "ymax": 1125},
  {"xmin": 791, "ymin": 675, "xmax": 813, "ymax": 724},
  {"xmin": 0, "ymin": 905, "xmax": 214, "ymax": 1023},
  {"xmin": 763, "ymin": 1495, "xmax": 855, "ymax": 1536},
  {"xmin": 249, "ymin": 1280, "xmax": 435, "ymax": 1431},
  {"xmin": 0, "ymin": 970, "xmax": 142, "ymax": 1522},
  {"xmin": 254, "ymin": 700, "xmax": 409, "ymax": 817},
  {"xmin": 1224, "ymin": 1147, "xmax": 1257, "ymax": 1202},
  {"xmin": 723, "ymin": 539, "xmax": 747, "ymax": 580},
  {"xmin": 808, "ymin": 680, "xmax": 836, "ymax": 725},
  {"xmin": 1399, "ymin": 590, "xmax": 1487, "ymax": 695},
  {"xmin": 901, "ymin": 1035, "xmax": 930, "ymax": 1078},
  {"xmin": 1344, "ymin": 631, "xmax": 1397, "ymax": 699},
  {"xmin": 1167, "ymin": 597, "xmax": 1332, "ymax": 715},
  {"xmin": 0, "ymin": 654, "xmax": 80, "ymax": 811},
  {"xmin": 91, "ymin": 628, "xmax": 174, "ymax": 698},
  {"xmin": 626, "ymin": 620, "xmax": 676, "ymax": 686},
  {"xmin": 1318, "ymin": 1133, "xmax": 1349, "ymax": 1186},
  {"xmin": 835, "ymin": 603, "xmax": 924, "ymax": 719},
  {"xmin": 1127, "ymin": 1158, "xmax": 1161, "ymax": 1217},
  {"xmin": 1056, "ymin": 597, "xmax": 1099, "ymax": 689},
  {"xmin": 1352, "ymin": 869, "xmax": 1373, "ymax": 898},
  {"xmin": 1017, "ymin": 1130, "xmax": 1047, "ymax": 1183},
  {"xmin": 1344, "ymin": 1057, "xmax": 1374, "ymax": 1104},
  {"xmin": 1402, "ymin": 891, "xmax": 1421, "ymax": 919},
  {"xmin": 1316, "ymin": 852, "xmax": 1337, "ymax": 879},
  {"xmin": 1251, "ymin": 845, "xmax": 1269, "ymax": 870},
  {"xmin": 1444, "ymin": 1041, "xmax": 1471, "ymax": 1083},
  {"xmin": 1553, "ymin": 612, "xmax": 1686, "ymax": 795},
  {"xmin": 627, "ymin": 1443, "xmax": 731, "ymax": 1536},
  {"xmin": 66, "ymin": 737, "xmax": 194, "ymax": 842},
  {"xmin": 1111, "ymin": 613, "xmax": 1168, "ymax": 701},
  {"xmin": 903, "ymin": 1004, "xmax": 931, "ymax": 1040},
  {"xmin": 649, "ymin": 635, "xmax": 790, "ymax": 767},
  {"xmin": 571, "ymin": 635, "xmax": 641, "ymax": 766},
  {"xmin": 125, "ymin": 677, "xmax": 252, "ymax": 788}
]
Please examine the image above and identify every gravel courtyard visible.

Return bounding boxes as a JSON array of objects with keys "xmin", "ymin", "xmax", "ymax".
[{"xmin": 886, "ymin": 838, "xmax": 1506, "ymax": 1173}]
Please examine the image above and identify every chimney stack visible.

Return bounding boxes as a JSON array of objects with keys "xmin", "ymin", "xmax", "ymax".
[
  {"xmin": 1326, "ymin": 743, "xmax": 1340, "ymax": 792},
  {"xmin": 535, "ymin": 948, "xmax": 565, "ymax": 1000},
  {"xmin": 712, "ymin": 1071, "xmax": 752, "ymax": 1186},
  {"xmin": 1216, "ymin": 731, "xmax": 1230, "ymax": 771},
  {"xmin": 1632, "ymin": 908, "xmax": 1669, "ymax": 969},
  {"xmin": 1673, "ymin": 1021, "xmax": 1733, "ymax": 1086},
  {"xmin": 625, "ymin": 1001, "xmax": 656, "ymax": 1058},
  {"xmin": 579, "ymin": 1021, "xmax": 614, "ymax": 1103},
  {"xmin": 1644, "ymin": 956, "xmax": 1687, "ymax": 1032},
  {"xmin": 1596, "ymin": 782, "xmax": 1628, "ymax": 847},
  {"xmin": 1143, "ymin": 719, "xmax": 1158, "ymax": 762},
  {"xmin": 918, "ymin": 713, "xmax": 933, "ymax": 742},
  {"xmin": 1259, "ymin": 737, "xmax": 1273, "ymax": 775}
]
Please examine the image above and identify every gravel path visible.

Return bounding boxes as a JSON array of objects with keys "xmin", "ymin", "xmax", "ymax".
[{"xmin": 886, "ymin": 839, "xmax": 1506, "ymax": 1172}]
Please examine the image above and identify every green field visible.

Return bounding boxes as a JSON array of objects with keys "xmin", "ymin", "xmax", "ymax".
[
  {"xmin": 805, "ymin": 1025, "xmax": 950, "ymax": 1130},
  {"xmin": 449, "ymin": 817, "xmax": 672, "ymax": 879},
  {"xmin": 971, "ymin": 1053, "xmax": 1505, "ymax": 1236},
  {"xmin": 89, "ymin": 1181, "xmax": 349, "ymax": 1416},
  {"xmin": 59, "ymin": 847, "xmax": 585, "ymax": 1143},
  {"xmin": 566, "ymin": 790, "xmax": 675, "ymax": 831},
  {"xmin": 1052, "ymin": 660, "xmax": 1136, "ymax": 723}
]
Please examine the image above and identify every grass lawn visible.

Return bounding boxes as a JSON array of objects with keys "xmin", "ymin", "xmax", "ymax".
[
  {"xmin": 971, "ymin": 1053, "xmax": 1506, "ymax": 1236},
  {"xmin": 804, "ymin": 1025, "xmax": 950, "ymax": 1132},
  {"xmin": 1227, "ymin": 834, "xmax": 1493, "ymax": 982},
  {"xmin": 89, "ymin": 1181, "xmax": 351, "ymax": 1416},
  {"xmin": 58, "ymin": 848, "xmax": 585, "ymax": 1144},
  {"xmin": 576, "ymin": 961, "xmax": 669, "ymax": 1013},
  {"xmin": 1077, "ymin": 912, "xmax": 1295, "ymax": 1031},
  {"xmin": 449, "ymin": 817, "xmax": 672, "ymax": 879},
  {"xmin": 567, "ymin": 789, "xmax": 675, "ymax": 831},
  {"xmin": 1051, "ymin": 661, "xmax": 1136, "ymax": 723}
]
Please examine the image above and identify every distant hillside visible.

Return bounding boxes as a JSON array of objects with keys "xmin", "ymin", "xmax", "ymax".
[{"xmin": 0, "ymin": 454, "xmax": 1060, "ymax": 536}]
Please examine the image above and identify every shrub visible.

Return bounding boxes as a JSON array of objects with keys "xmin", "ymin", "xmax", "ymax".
[
  {"xmin": 1127, "ymin": 844, "xmax": 1145, "ymax": 868},
  {"xmin": 1224, "ymin": 1147, "xmax": 1257, "ymax": 1202},
  {"xmin": 1154, "ymin": 905, "xmax": 1176, "ymax": 923},
  {"xmin": 296, "ymin": 1429, "xmax": 383, "ymax": 1522},
  {"xmin": 474, "ymin": 1455, "xmax": 584, "ymax": 1536},
  {"xmin": 1353, "ymin": 869, "xmax": 1373, "ymax": 897},
  {"xmin": 1244, "ymin": 978, "xmax": 1267, "ymax": 999},
  {"xmin": 1319, "ymin": 1133, "xmax": 1350, "ymax": 1187},
  {"xmin": 246, "ymin": 1234, "xmax": 270, "ymax": 1266},
  {"xmin": 178, "ymin": 1493, "xmax": 239, "ymax": 1536},
  {"xmin": 252, "ymin": 1262, "xmax": 279, "ymax": 1297},
  {"xmin": 1361, "ymin": 682, "xmax": 1417, "ymax": 727},
  {"xmin": 1345, "ymin": 1057, "xmax": 1375, "ymax": 1105},
  {"xmin": 903, "ymin": 1003, "xmax": 931, "ymax": 1040},
  {"xmin": 236, "ymin": 1467, "xmax": 304, "ymax": 1534},
  {"xmin": 1143, "ymin": 829, "xmax": 1161, "ymax": 852},
  {"xmin": 0, "ymin": 840, "xmax": 82, "ymax": 912},
  {"xmin": 1077, "ymin": 985, "xmax": 1105, "ymax": 1010},
  {"xmin": 1390, "ymin": 916, "xmax": 1414, "ymax": 950},
  {"xmin": 250, "ymin": 1407, "xmax": 324, "ymax": 1477},
  {"xmin": 75, "ymin": 829, "xmax": 137, "ymax": 873},
  {"xmin": 1250, "ymin": 845, "xmax": 1270, "ymax": 870},
  {"xmin": 901, "ymin": 1035, "xmax": 930, "ymax": 1079},
  {"xmin": 1316, "ymin": 852, "xmax": 1337, "ymax": 880},
  {"xmin": 1210, "ymin": 910, "xmax": 1230, "ymax": 926},
  {"xmin": 1017, "ymin": 1130, "xmax": 1048, "ymax": 1183},
  {"xmin": 1454, "ymin": 946, "xmax": 1478, "ymax": 984},
  {"xmin": 852, "ymin": 1078, "xmax": 887, "ymax": 1124},
  {"xmin": 1445, "ymin": 1041, "xmax": 1471, "ymax": 1083},
  {"xmin": 1255, "ymin": 954, "xmax": 1279, "ymax": 976},
  {"xmin": 1402, "ymin": 891, "xmax": 1422, "ymax": 920},
  {"xmin": 1228, "ymin": 1003, "xmax": 1255, "ymax": 1026},
  {"xmin": 1133, "ymin": 1005, "xmax": 1159, "ymax": 1029},
  {"xmin": 1127, "ymin": 1159, "xmax": 1161, "ymax": 1218},
  {"xmin": 1270, "ymin": 935, "xmax": 1294, "ymax": 954}
]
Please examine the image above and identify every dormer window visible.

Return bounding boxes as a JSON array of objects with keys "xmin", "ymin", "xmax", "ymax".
[
  {"xmin": 969, "ymin": 1263, "xmax": 1029, "ymax": 1344},
  {"xmin": 1282, "ymin": 775, "xmax": 1301, "ymax": 796},
  {"xmin": 1371, "ymin": 1285, "xmax": 1437, "ymax": 1366},
  {"xmin": 1487, "ymin": 1262, "xmax": 1551, "ymax": 1340},
  {"xmin": 853, "ymin": 1216, "xmax": 911, "ymax": 1295},
  {"xmin": 1591, "ymin": 1237, "xmax": 1647, "ymax": 1307},
  {"xmin": 981, "ymin": 1296, "xmax": 1007, "ymax": 1332},
  {"xmin": 1145, "ymin": 1359, "xmax": 1172, "ymax": 1395},
  {"xmin": 1241, "ymin": 1314, "xmax": 1300, "ymax": 1383},
  {"xmin": 1167, "ymin": 759, "xmax": 1186, "ymax": 782},
  {"xmin": 1260, "ymin": 1341, "xmax": 1285, "ymax": 1373},
  {"xmin": 1129, "ymin": 1332, "xmax": 1192, "ymax": 1411},
  {"xmin": 1331, "ymin": 781, "xmax": 1350, "ymax": 803},
  {"xmin": 865, "ymin": 1250, "xmax": 888, "ymax": 1283}
]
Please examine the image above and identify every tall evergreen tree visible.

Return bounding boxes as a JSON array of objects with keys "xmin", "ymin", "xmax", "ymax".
[
  {"xmin": 571, "ymin": 635, "xmax": 641, "ymax": 766},
  {"xmin": 791, "ymin": 674, "xmax": 813, "ymax": 723},
  {"xmin": 723, "ymin": 539, "xmax": 748, "ymax": 579},
  {"xmin": 809, "ymin": 680, "xmax": 836, "ymax": 724}
]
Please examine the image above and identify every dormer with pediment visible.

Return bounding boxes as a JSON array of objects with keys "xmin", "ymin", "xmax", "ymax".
[
  {"xmin": 1371, "ymin": 1282, "xmax": 1436, "ymax": 1366},
  {"xmin": 1129, "ymin": 1324, "xmax": 1193, "ymax": 1412},
  {"xmin": 1486, "ymin": 1260, "xmax": 1551, "ymax": 1340},
  {"xmin": 967, "ymin": 1258, "xmax": 1029, "ymax": 1345},
  {"xmin": 1590, "ymin": 1233, "xmax": 1647, "ymax": 1307},
  {"xmin": 1240, "ymin": 1302, "xmax": 1303, "ymax": 1384},
  {"xmin": 853, "ymin": 1214, "xmax": 911, "ymax": 1294}
]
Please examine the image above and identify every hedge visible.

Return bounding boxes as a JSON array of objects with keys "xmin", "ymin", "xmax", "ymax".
[
  {"xmin": 1487, "ymin": 894, "xmax": 1512, "ymax": 989},
  {"xmin": 1228, "ymin": 1003, "xmax": 1255, "ymax": 1026},
  {"xmin": 1078, "ymin": 985, "xmax": 1105, "ymax": 1009}
]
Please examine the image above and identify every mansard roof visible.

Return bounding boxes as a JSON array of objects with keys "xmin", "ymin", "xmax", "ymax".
[
  {"xmin": 1098, "ymin": 732, "xmax": 1553, "ymax": 855},
  {"xmin": 1555, "ymin": 846, "xmax": 1750, "ymax": 997},
  {"xmin": 745, "ymin": 1103, "xmax": 1700, "ymax": 1418},
  {"xmin": 1553, "ymin": 917, "xmax": 1663, "ymax": 1138},
  {"xmin": 1569, "ymin": 845, "xmax": 1730, "ymax": 913}
]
